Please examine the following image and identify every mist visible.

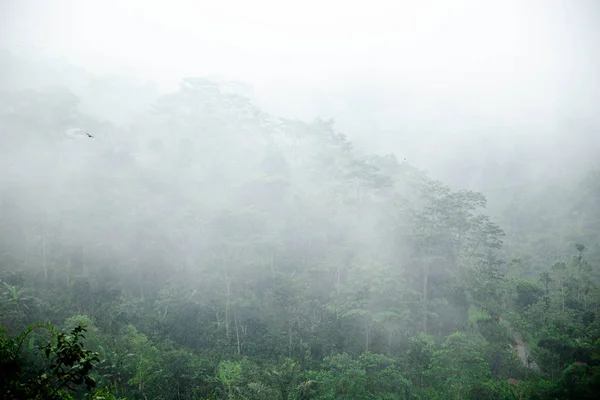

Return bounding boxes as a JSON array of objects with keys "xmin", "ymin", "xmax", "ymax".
[
  {"xmin": 5, "ymin": 1, "xmax": 600, "ymax": 178},
  {"xmin": 2, "ymin": 1, "xmax": 600, "ymax": 399}
]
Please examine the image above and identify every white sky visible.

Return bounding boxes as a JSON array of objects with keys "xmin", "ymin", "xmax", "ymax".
[{"xmin": 2, "ymin": 0, "xmax": 599, "ymax": 123}]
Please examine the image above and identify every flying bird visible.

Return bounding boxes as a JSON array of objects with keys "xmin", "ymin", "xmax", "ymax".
[{"xmin": 65, "ymin": 128, "xmax": 95, "ymax": 139}]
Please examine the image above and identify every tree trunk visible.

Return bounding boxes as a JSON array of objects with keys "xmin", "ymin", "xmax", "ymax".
[
  {"xmin": 577, "ymin": 262, "xmax": 581, "ymax": 300},
  {"xmin": 234, "ymin": 310, "xmax": 241, "ymax": 355},
  {"xmin": 288, "ymin": 318, "xmax": 293, "ymax": 357},
  {"xmin": 423, "ymin": 263, "xmax": 429, "ymax": 333},
  {"xmin": 81, "ymin": 245, "xmax": 86, "ymax": 276},
  {"xmin": 336, "ymin": 264, "xmax": 341, "ymax": 296},
  {"xmin": 356, "ymin": 184, "xmax": 362, "ymax": 223},
  {"xmin": 42, "ymin": 232, "xmax": 47, "ymax": 282},
  {"xmin": 225, "ymin": 278, "xmax": 231, "ymax": 339},
  {"xmin": 560, "ymin": 280, "xmax": 565, "ymax": 314},
  {"xmin": 66, "ymin": 258, "xmax": 72, "ymax": 286}
]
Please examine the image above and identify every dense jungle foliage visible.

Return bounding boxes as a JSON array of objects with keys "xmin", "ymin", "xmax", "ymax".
[{"xmin": 1, "ymin": 53, "xmax": 600, "ymax": 399}]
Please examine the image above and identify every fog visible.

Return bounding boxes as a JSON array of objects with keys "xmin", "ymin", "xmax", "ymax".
[
  {"xmin": 4, "ymin": 1, "xmax": 600, "ymax": 188},
  {"xmin": 2, "ymin": 1, "xmax": 600, "ymax": 398}
]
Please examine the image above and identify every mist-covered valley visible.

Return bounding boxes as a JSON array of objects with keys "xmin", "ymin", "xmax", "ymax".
[{"xmin": 1, "ymin": 1, "xmax": 600, "ymax": 399}]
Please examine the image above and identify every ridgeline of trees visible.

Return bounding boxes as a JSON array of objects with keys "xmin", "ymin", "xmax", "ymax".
[{"xmin": 1, "ymin": 54, "xmax": 599, "ymax": 399}]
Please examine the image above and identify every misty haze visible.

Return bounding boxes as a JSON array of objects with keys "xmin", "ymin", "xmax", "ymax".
[{"xmin": 1, "ymin": 0, "xmax": 600, "ymax": 399}]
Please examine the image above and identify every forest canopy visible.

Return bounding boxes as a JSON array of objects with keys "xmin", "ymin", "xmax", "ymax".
[{"xmin": 1, "ymin": 51, "xmax": 600, "ymax": 399}]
